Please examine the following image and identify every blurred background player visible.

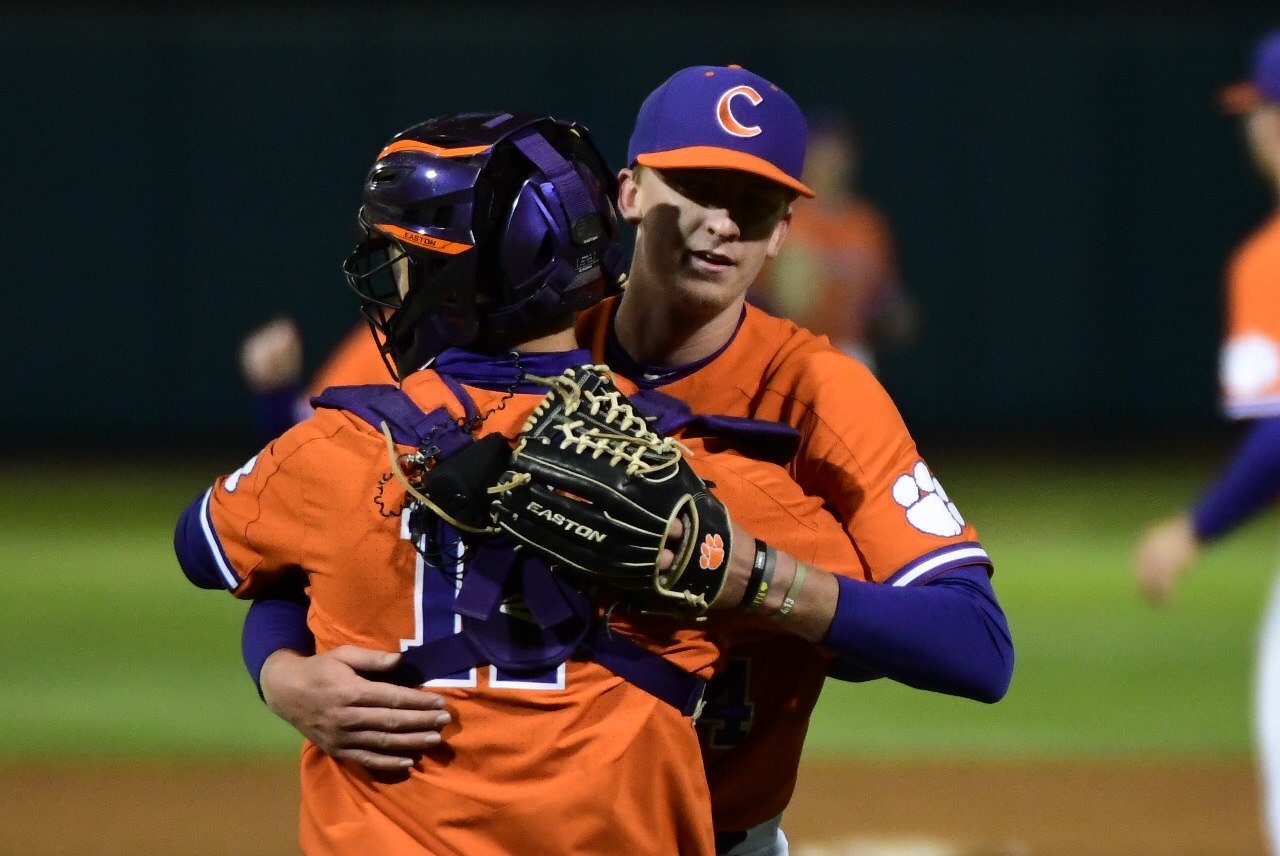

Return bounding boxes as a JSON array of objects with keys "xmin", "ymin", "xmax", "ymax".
[
  {"xmin": 240, "ymin": 317, "xmax": 386, "ymax": 442},
  {"xmin": 239, "ymin": 66, "xmax": 1013, "ymax": 856},
  {"xmin": 1133, "ymin": 29, "xmax": 1280, "ymax": 855},
  {"xmin": 749, "ymin": 112, "xmax": 916, "ymax": 373}
]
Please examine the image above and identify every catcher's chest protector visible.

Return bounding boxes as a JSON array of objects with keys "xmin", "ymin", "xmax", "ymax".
[{"xmin": 310, "ymin": 382, "xmax": 707, "ymax": 715}]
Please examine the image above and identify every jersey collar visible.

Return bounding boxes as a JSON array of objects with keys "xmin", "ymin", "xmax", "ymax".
[
  {"xmin": 604, "ymin": 303, "xmax": 746, "ymax": 390},
  {"xmin": 432, "ymin": 347, "xmax": 594, "ymax": 393}
]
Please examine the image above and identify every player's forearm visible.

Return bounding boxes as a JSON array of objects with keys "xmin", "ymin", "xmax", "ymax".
[
  {"xmin": 710, "ymin": 528, "xmax": 841, "ymax": 641},
  {"xmin": 1190, "ymin": 415, "xmax": 1280, "ymax": 541},
  {"xmin": 822, "ymin": 565, "xmax": 1013, "ymax": 703},
  {"xmin": 243, "ymin": 596, "xmax": 315, "ymax": 699},
  {"xmin": 712, "ymin": 531, "xmax": 894, "ymax": 646},
  {"xmin": 715, "ymin": 533, "xmax": 1011, "ymax": 701}
]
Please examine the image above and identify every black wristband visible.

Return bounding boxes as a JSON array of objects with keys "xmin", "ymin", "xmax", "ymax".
[
  {"xmin": 739, "ymin": 539, "xmax": 769, "ymax": 609},
  {"xmin": 749, "ymin": 544, "xmax": 777, "ymax": 612}
]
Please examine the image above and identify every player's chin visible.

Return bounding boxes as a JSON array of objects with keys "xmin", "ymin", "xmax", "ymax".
[{"xmin": 673, "ymin": 268, "xmax": 748, "ymax": 313}]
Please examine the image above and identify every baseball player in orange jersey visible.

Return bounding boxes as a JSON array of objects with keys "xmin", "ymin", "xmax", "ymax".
[
  {"xmin": 1135, "ymin": 31, "xmax": 1280, "ymax": 853},
  {"xmin": 236, "ymin": 67, "xmax": 1014, "ymax": 856},
  {"xmin": 566, "ymin": 66, "xmax": 1011, "ymax": 852},
  {"xmin": 182, "ymin": 112, "xmax": 759, "ymax": 855},
  {"xmin": 228, "ymin": 377, "xmax": 872, "ymax": 855}
]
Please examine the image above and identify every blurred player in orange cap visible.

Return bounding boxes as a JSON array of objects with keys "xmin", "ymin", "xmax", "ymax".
[
  {"xmin": 751, "ymin": 114, "xmax": 916, "ymax": 374},
  {"xmin": 1136, "ymin": 29, "xmax": 1280, "ymax": 854}
]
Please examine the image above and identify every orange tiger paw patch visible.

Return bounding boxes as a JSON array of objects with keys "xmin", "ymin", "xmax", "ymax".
[{"xmin": 699, "ymin": 533, "xmax": 725, "ymax": 570}]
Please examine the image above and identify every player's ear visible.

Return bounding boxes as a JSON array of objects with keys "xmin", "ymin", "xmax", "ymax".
[
  {"xmin": 617, "ymin": 167, "xmax": 643, "ymax": 226},
  {"xmin": 764, "ymin": 206, "xmax": 792, "ymax": 259}
]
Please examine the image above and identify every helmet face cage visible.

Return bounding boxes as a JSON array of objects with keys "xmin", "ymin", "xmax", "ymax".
[
  {"xmin": 343, "ymin": 112, "xmax": 625, "ymax": 378},
  {"xmin": 342, "ymin": 227, "xmax": 412, "ymax": 378},
  {"xmin": 343, "ymin": 227, "xmax": 407, "ymax": 311}
]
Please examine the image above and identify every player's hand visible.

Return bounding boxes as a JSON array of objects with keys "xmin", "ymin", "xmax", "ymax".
[
  {"xmin": 240, "ymin": 316, "xmax": 304, "ymax": 392},
  {"xmin": 1134, "ymin": 514, "xmax": 1202, "ymax": 605},
  {"xmin": 259, "ymin": 646, "xmax": 450, "ymax": 772}
]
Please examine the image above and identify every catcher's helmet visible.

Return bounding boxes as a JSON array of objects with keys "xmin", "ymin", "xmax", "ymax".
[{"xmin": 344, "ymin": 112, "xmax": 626, "ymax": 379}]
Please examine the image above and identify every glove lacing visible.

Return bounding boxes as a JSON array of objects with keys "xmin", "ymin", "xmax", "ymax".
[{"xmin": 521, "ymin": 366, "xmax": 690, "ymax": 477}]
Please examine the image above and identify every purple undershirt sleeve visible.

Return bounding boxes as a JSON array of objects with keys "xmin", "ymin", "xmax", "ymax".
[
  {"xmin": 242, "ymin": 577, "xmax": 314, "ymax": 699},
  {"xmin": 823, "ymin": 564, "xmax": 1014, "ymax": 703},
  {"xmin": 252, "ymin": 385, "xmax": 305, "ymax": 445},
  {"xmin": 1190, "ymin": 415, "xmax": 1280, "ymax": 542},
  {"xmin": 237, "ymin": 564, "xmax": 1015, "ymax": 704}
]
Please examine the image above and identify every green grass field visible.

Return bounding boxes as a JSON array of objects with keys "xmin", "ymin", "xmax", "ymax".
[
  {"xmin": 808, "ymin": 450, "xmax": 1273, "ymax": 761},
  {"xmin": 1, "ymin": 451, "xmax": 1272, "ymax": 761}
]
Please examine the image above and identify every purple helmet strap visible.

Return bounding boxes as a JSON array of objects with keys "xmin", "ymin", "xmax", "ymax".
[{"xmin": 510, "ymin": 129, "xmax": 596, "ymax": 223}]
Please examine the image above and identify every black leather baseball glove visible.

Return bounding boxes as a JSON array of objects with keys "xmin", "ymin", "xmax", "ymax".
[{"xmin": 491, "ymin": 365, "xmax": 733, "ymax": 615}]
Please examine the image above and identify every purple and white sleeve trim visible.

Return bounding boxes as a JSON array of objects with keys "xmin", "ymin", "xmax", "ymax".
[
  {"xmin": 174, "ymin": 488, "xmax": 242, "ymax": 591},
  {"xmin": 885, "ymin": 542, "xmax": 992, "ymax": 587},
  {"xmin": 197, "ymin": 489, "xmax": 241, "ymax": 589},
  {"xmin": 1224, "ymin": 397, "xmax": 1280, "ymax": 421}
]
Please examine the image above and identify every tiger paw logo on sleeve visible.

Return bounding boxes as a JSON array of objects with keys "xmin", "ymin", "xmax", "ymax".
[
  {"xmin": 699, "ymin": 533, "xmax": 726, "ymax": 570},
  {"xmin": 892, "ymin": 461, "xmax": 965, "ymax": 537}
]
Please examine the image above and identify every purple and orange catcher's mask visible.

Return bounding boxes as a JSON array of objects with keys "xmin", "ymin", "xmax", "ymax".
[{"xmin": 344, "ymin": 112, "xmax": 626, "ymax": 379}]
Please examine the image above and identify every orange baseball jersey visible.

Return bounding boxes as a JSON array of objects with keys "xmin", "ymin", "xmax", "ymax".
[
  {"xmin": 577, "ymin": 296, "xmax": 990, "ymax": 831},
  {"xmin": 1221, "ymin": 212, "xmax": 1280, "ymax": 420},
  {"xmin": 195, "ymin": 359, "xmax": 869, "ymax": 854},
  {"xmin": 204, "ymin": 370, "xmax": 718, "ymax": 856},
  {"xmin": 679, "ymin": 449, "xmax": 866, "ymax": 832}
]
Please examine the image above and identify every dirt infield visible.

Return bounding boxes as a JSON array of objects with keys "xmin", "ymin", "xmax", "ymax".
[
  {"xmin": 0, "ymin": 757, "xmax": 1264, "ymax": 855},
  {"xmin": 789, "ymin": 758, "xmax": 1266, "ymax": 856}
]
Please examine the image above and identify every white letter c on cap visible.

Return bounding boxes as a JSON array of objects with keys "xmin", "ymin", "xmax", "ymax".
[{"xmin": 716, "ymin": 86, "xmax": 763, "ymax": 138}]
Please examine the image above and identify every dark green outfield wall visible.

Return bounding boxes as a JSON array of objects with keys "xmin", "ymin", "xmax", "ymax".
[{"xmin": 3, "ymin": 3, "xmax": 1277, "ymax": 450}]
